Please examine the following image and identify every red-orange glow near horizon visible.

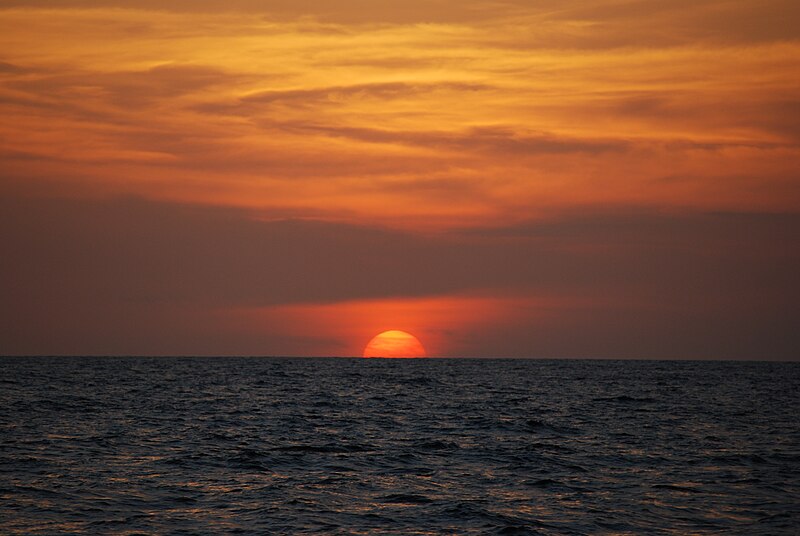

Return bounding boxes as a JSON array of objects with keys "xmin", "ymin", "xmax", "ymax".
[
  {"xmin": 223, "ymin": 294, "xmax": 572, "ymax": 357},
  {"xmin": 363, "ymin": 330, "xmax": 427, "ymax": 358}
]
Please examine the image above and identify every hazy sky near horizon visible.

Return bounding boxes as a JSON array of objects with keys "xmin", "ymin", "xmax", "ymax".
[{"xmin": 1, "ymin": 0, "xmax": 799, "ymax": 358}]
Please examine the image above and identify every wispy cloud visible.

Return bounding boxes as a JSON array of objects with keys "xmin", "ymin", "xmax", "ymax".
[{"xmin": 1, "ymin": 2, "xmax": 798, "ymax": 225}]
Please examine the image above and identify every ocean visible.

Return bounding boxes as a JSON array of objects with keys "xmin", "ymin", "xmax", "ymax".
[{"xmin": 1, "ymin": 357, "xmax": 798, "ymax": 534}]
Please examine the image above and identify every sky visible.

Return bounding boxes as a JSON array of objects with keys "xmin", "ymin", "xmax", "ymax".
[{"xmin": 1, "ymin": 0, "xmax": 799, "ymax": 358}]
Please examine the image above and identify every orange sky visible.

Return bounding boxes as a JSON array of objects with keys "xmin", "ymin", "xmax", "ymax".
[{"xmin": 1, "ymin": 1, "xmax": 799, "ymax": 357}]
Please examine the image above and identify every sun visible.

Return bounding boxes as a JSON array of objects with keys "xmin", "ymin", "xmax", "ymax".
[{"xmin": 363, "ymin": 330, "xmax": 427, "ymax": 358}]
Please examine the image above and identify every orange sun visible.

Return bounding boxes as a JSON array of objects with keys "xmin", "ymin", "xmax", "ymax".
[{"xmin": 363, "ymin": 330, "xmax": 427, "ymax": 358}]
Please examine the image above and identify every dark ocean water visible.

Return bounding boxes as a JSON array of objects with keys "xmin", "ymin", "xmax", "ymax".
[{"xmin": 1, "ymin": 358, "xmax": 799, "ymax": 535}]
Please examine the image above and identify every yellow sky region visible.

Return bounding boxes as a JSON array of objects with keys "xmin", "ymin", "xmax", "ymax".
[{"xmin": 1, "ymin": 4, "xmax": 799, "ymax": 228}]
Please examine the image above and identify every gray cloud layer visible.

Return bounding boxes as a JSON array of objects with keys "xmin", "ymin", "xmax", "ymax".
[{"xmin": 2, "ymin": 196, "xmax": 797, "ymax": 358}]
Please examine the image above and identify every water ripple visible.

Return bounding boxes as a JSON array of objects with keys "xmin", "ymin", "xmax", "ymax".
[{"xmin": 1, "ymin": 357, "xmax": 798, "ymax": 534}]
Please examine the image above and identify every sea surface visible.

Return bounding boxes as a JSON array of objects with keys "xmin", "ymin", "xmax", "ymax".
[{"xmin": 1, "ymin": 357, "xmax": 799, "ymax": 535}]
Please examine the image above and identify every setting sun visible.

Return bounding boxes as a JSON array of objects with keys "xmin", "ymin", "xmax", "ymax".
[{"xmin": 363, "ymin": 330, "xmax": 427, "ymax": 358}]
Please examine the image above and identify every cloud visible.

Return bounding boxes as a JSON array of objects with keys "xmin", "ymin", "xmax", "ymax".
[
  {"xmin": 2, "ymin": 0, "xmax": 798, "ymax": 43},
  {"xmin": 553, "ymin": 0, "xmax": 800, "ymax": 46},
  {"xmin": 1, "ymin": 3, "xmax": 798, "ymax": 225},
  {"xmin": 242, "ymin": 81, "xmax": 492, "ymax": 106},
  {"xmin": 270, "ymin": 123, "xmax": 630, "ymax": 155},
  {"xmin": 0, "ymin": 0, "xmax": 532, "ymax": 23},
  {"xmin": 1, "ymin": 195, "xmax": 798, "ymax": 357},
  {"xmin": 0, "ymin": 60, "xmax": 26, "ymax": 73},
  {"xmin": 6, "ymin": 63, "xmax": 241, "ymax": 110},
  {"xmin": 470, "ymin": 0, "xmax": 800, "ymax": 49}
]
